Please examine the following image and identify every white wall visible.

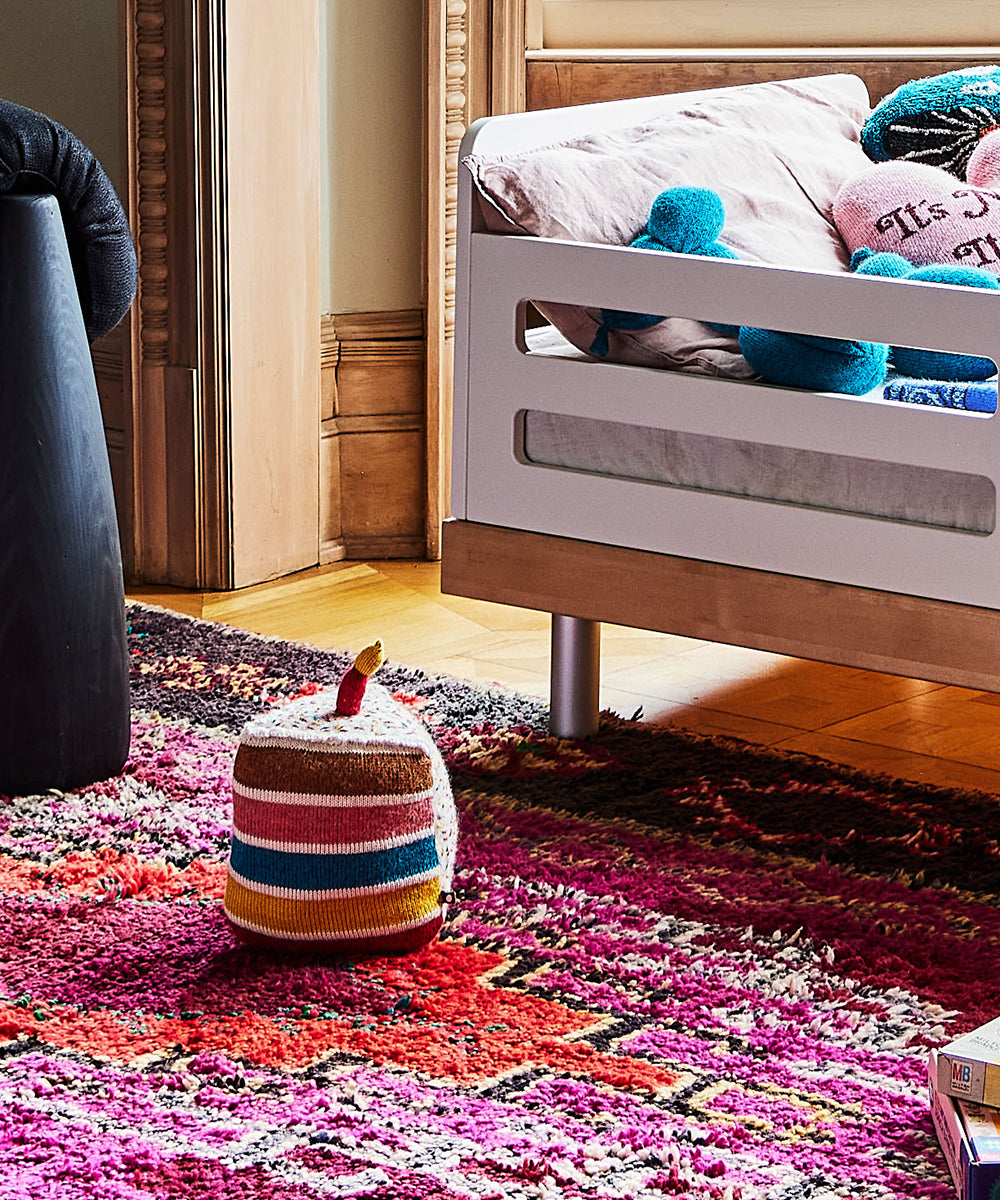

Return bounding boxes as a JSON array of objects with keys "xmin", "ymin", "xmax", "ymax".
[
  {"xmin": 0, "ymin": 0, "xmax": 121, "ymax": 192},
  {"xmin": 321, "ymin": 0, "xmax": 424, "ymax": 313}
]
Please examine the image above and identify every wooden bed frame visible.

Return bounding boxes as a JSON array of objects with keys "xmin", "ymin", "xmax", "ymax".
[{"xmin": 441, "ymin": 79, "xmax": 1000, "ymax": 737}]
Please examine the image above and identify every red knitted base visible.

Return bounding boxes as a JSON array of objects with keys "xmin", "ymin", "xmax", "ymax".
[{"xmin": 226, "ymin": 914, "xmax": 444, "ymax": 957}]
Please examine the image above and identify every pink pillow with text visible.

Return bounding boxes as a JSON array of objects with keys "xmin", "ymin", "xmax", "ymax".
[{"xmin": 834, "ymin": 159, "xmax": 1000, "ymax": 271}]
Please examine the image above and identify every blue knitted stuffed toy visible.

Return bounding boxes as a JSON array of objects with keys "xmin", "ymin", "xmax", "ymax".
[
  {"xmin": 850, "ymin": 248, "xmax": 1000, "ymax": 382},
  {"xmin": 595, "ymin": 186, "xmax": 888, "ymax": 394},
  {"xmin": 601, "ymin": 185, "xmax": 999, "ymax": 393},
  {"xmin": 589, "ymin": 187, "xmax": 738, "ymax": 357},
  {"xmin": 861, "ymin": 65, "xmax": 1000, "ymax": 180}
]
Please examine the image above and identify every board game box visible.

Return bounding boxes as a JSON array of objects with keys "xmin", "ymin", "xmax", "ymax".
[
  {"xmin": 930, "ymin": 1050, "xmax": 1000, "ymax": 1200},
  {"xmin": 937, "ymin": 1017, "xmax": 1000, "ymax": 1108}
]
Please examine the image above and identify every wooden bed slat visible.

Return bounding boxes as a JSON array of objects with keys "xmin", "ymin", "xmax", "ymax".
[
  {"xmin": 525, "ymin": 57, "xmax": 993, "ymax": 111},
  {"xmin": 441, "ymin": 519, "xmax": 1000, "ymax": 692}
]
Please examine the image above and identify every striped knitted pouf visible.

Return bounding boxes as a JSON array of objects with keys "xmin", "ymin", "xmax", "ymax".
[{"xmin": 223, "ymin": 682, "xmax": 457, "ymax": 955}]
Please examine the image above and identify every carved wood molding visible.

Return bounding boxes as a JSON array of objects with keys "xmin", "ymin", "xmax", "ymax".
[
  {"xmin": 320, "ymin": 309, "xmax": 425, "ymax": 418},
  {"xmin": 129, "ymin": 0, "xmax": 171, "ymax": 368},
  {"xmin": 440, "ymin": 0, "xmax": 472, "ymax": 345},
  {"xmin": 328, "ymin": 310, "xmax": 425, "ymax": 341},
  {"xmin": 320, "ymin": 307, "xmax": 427, "ymax": 563},
  {"xmin": 425, "ymin": 0, "xmax": 521, "ymax": 558},
  {"xmin": 123, "ymin": 0, "xmax": 223, "ymax": 586}
]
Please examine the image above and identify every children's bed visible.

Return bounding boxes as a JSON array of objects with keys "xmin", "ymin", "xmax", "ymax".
[{"xmin": 440, "ymin": 73, "xmax": 1000, "ymax": 737}]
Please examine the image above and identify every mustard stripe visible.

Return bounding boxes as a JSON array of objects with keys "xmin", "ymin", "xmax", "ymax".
[
  {"xmin": 232, "ymin": 781, "xmax": 434, "ymax": 809},
  {"xmin": 226, "ymin": 864, "xmax": 442, "ymax": 901},
  {"xmin": 224, "ymin": 872, "xmax": 442, "ymax": 937},
  {"xmin": 226, "ymin": 906, "xmax": 442, "ymax": 943}
]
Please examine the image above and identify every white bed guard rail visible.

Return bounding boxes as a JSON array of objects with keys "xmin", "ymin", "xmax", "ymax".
[{"xmin": 452, "ymin": 99, "xmax": 1000, "ymax": 612}]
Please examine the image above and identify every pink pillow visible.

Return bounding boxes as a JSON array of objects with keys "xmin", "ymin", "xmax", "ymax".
[
  {"xmin": 465, "ymin": 75, "xmax": 872, "ymax": 377},
  {"xmin": 834, "ymin": 155, "xmax": 1000, "ymax": 271}
]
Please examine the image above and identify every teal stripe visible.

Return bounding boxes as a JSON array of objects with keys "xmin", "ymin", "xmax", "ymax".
[{"xmin": 229, "ymin": 835, "xmax": 439, "ymax": 892}]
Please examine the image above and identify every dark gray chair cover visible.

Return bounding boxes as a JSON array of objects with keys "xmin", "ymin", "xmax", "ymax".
[
  {"xmin": 0, "ymin": 97, "xmax": 137, "ymax": 341},
  {"xmin": 0, "ymin": 100, "xmax": 135, "ymax": 796}
]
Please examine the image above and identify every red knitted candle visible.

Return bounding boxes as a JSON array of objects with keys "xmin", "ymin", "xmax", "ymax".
[{"xmin": 334, "ymin": 640, "xmax": 384, "ymax": 716}]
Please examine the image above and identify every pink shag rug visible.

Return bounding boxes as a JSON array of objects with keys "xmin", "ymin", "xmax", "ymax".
[{"xmin": 0, "ymin": 602, "xmax": 993, "ymax": 1199}]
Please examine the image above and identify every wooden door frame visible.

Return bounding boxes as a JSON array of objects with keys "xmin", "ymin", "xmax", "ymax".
[
  {"xmin": 121, "ymin": 0, "xmax": 218, "ymax": 586},
  {"xmin": 423, "ymin": 0, "xmax": 525, "ymax": 559},
  {"xmin": 120, "ymin": 0, "xmax": 321, "ymax": 588},
  {"xmin": 123, "ymin": 0, "xmax": 524, "ymax": 579}
]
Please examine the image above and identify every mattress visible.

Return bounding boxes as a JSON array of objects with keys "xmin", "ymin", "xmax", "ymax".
[{"xmin": 521, "ymin": 326, "xmax": 998, "ymax": 535}]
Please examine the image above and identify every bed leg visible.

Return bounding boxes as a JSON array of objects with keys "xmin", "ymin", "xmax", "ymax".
[{"xmin": 549, "ymin": 615, "xmax": 601, "ymax": 739}]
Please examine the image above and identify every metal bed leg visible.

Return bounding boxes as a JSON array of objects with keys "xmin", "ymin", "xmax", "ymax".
[{"xmin": 549, "ymin": 614, "xmax": 601, "ymax": 739}]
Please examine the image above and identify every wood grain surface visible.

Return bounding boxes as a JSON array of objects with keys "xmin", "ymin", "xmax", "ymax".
[{"xmin": 0, "ymin": 196, "xmax": 130, "ymax": 795}]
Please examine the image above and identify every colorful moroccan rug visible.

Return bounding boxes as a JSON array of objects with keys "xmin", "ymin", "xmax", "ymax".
[{"xmin": 1, "ymin": 603, "xmax": 996, "ymax": 1198}]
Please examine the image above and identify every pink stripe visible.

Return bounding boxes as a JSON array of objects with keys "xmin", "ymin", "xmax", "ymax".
[{"xmin": 233, "ymin": 795, "xmax": 435, "ymax": 847}]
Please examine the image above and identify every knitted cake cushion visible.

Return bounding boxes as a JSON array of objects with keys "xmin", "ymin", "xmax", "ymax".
[{"xmin": 224, "ymin": 683, "xmax": 457, "ymax": 955}]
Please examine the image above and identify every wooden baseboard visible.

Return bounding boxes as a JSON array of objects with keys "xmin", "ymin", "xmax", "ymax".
[
  {"xmin": 341, "ymin": 534, "xmax": 427, "ymax": 559},
  {"xmin": 320, "ymin": 310, "xmax": 427, "ymax": 560},
  {"xmin": 98, "ymin": 312, "xmax": 429, "ymax": 582},
  {"xmin": 320, "ymin": 533, "xmax": 424, "ymax": 562}
]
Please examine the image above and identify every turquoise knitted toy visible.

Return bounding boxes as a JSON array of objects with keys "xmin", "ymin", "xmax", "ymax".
[
  {"xmin": 598, "ymin": 186, "xmax": 888, "ymax": 394},
  {"xmin": 589, "ymin": 187, "xmax": 737, "ymax": 356},
  {"xmin": 861, "ymin": 66, "xmax": 1000, "ymax": 179},
  {"xmin": 601, "ymin": 185, "xmax": 999, "ymax": 393},
  {"xmin": 851, "ymin": 248, "xmax": 1000, "ymax": 381},
  {"xmin": 738, "ymin": 327, "xmax": 888, "ymax": 394}
]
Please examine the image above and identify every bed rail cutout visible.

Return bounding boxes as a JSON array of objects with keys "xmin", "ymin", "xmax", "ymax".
[
  {"xmin": 521, "ymin": 308, "xmax": 1000, "ymax": 415},
  {"xmin": 519, "ymin": 409, "xmax": 997, "ymax": 534}
]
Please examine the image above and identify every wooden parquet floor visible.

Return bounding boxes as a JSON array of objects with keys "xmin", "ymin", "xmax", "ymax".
[{"xmin": 127, "ymin": 559, "xmax": 1000, "ymax": 796}]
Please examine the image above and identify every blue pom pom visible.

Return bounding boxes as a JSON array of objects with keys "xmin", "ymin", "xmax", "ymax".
[
  {"xmin": 647, "ymin": 187, "xmax": 727, "ymax": 253},
  {"xmin": 593, "ymin": 188, "xmax": 738, "ymax": 351}
]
